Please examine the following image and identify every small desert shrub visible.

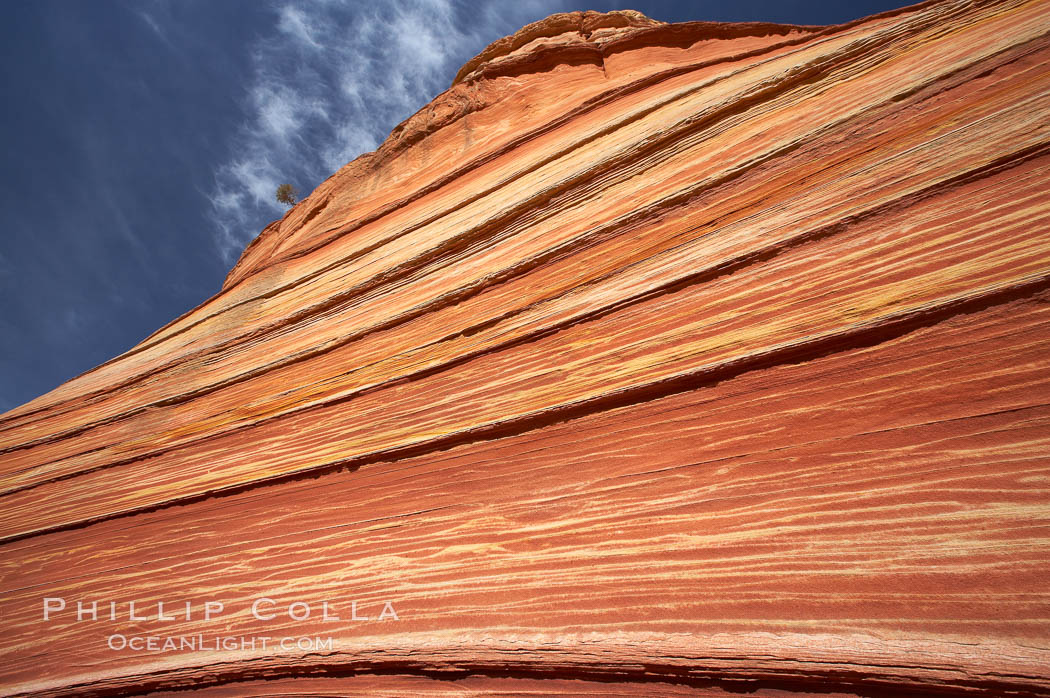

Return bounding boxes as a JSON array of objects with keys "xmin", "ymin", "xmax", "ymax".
[{"xmin": 275, "ymin": 183, "xmax": 298, "ymax": 206}]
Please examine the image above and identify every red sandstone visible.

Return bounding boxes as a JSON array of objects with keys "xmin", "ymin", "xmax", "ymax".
[{"xmin": 1, "ymin": 1, "xmax": 1049, "ymax": 695}]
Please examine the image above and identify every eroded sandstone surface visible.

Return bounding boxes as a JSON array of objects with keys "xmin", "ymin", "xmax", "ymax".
[{"xmin": 2, "ymin": 0, "xmax": 1049, "ymax": 695}]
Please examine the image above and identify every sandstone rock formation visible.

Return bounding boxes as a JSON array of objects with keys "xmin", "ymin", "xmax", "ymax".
[{"xmin": 2, "ymin": 0, "xmax": 1050, "ymax": 695}]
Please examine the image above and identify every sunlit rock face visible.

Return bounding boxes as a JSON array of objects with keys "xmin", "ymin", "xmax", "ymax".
[{"xmin": 3, "ymin": 1, "xmax": 1050, "ymax": 695}]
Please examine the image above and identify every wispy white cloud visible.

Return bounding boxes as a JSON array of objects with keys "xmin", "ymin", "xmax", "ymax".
[
  {"xmin": 137, "ymin": 10, "xmax": 165, "ymax": 39},
  {"xmin": 208, "ymin": 0, "xmax": 568, "ymax": 264}
]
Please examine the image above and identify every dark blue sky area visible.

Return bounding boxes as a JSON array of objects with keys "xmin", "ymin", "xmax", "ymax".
[{"xmin": 0, "ymin": 0, "xmax": 907, "ymax": 412}]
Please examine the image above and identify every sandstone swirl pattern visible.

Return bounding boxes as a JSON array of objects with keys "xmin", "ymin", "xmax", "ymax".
[{"xmin": 2, "ymin": 1, "xmax": 1050, "ymax": 695}]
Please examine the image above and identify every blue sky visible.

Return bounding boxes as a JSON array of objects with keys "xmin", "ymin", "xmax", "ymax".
[{"xmin": 0, "ymin": 0, "xmax": 906, "ymax": 413}]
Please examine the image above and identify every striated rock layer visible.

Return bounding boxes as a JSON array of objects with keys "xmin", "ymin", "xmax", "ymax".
[{"xmin": 2, "ymin": 0, "xmax": 1050, "ymax": 695}]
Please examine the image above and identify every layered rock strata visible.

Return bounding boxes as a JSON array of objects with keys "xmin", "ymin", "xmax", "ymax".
[{"xmin": 2, "ymin": 0, "xmax": 1050, "ymax": 695}]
